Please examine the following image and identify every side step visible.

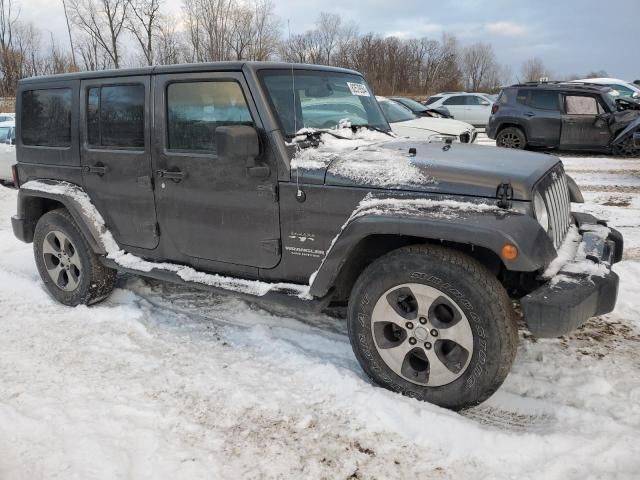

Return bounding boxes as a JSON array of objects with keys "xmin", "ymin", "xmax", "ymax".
[{"xmin": 100, "ymin": 257, "xmax": 332, "ymax": 314}]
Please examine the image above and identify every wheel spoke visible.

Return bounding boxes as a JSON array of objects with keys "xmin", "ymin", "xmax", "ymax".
[
  {"xmin": 425, "ymin": 349, "xmax": 458, "ymax": 386},
  {"xmin": 377, "ymin": 338, "xmax": 417, "ymax": 371},
  {"xmin": 437, "ymin": 319, "xmax": 474, "ymax": 353},
  {"xmin": 43, "ymin": 233, "xmax": 61, "ymax": 256},
  {"xmin": 66, "ymin": 267, "xmax": 80, "ymax": 290}
]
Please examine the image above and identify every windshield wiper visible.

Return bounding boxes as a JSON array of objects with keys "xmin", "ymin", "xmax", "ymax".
[{"xmin": 354, "ymin": 124, "xmax": 395, "ymax": 137}]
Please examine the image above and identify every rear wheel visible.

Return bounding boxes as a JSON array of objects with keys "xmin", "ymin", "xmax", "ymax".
[
  {"xmin": 347, "ymin": 245, "xmax": 518, "ymax": 410},
  {"xmin": 496, "ymin": 127, "xmax": 526, "ymax": 149},
  {"xmin": 34, "ymin": 208, "xmax": 116, "ymax": 306}
]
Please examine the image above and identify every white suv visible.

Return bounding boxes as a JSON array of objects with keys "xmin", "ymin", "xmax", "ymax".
[{"xmin": 424, "ymin": 93, "xmax": 494, "ymax": 126}]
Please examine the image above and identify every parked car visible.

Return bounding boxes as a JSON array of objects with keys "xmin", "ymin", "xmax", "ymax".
[
  {"xmin": 389, "ymin": 96, "xmax": 453, "ymax": 119},
  {"xmin": 12, "ymin": 62, "xmax": 623, "ymax": 410},
  {"xmin": 423, "ymin": 93, "xmax": 494, "ymax": 126},
  {"xmin": 487, "ymin": 82, "xmax": 640, "ymax": 156},
  {"xmin": 571, "ymin": 77, "xmax": 640, "ymax": 99},
  {"xmin": 0, "ymin": 120, "xmax": 16, "ymax": 183},
  {"xmin": 377, "ymin": 96, "xmax": 477, "ymax": 143}
]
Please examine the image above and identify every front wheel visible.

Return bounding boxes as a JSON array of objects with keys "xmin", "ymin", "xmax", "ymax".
[
  {"xmin": 347, "ymin": 245, "xmax": 518, "ymax": 410},
  {"xmin": 496, "ymin": 127, "xmax": 527, "ymax": 149}
]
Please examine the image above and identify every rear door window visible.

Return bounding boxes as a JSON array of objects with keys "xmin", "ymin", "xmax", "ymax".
[
  {"xmin": 465, "ymin": 96, "xmax": 486, "ymax": 105},
  {"xmin": 528, "ymin": 90, "xmax": 560, "ymax": 111},
  {"xmin": 22, "ymin": 88, "xmax": 72, "ymax": 147},
  {"xmin": 443, "ymin": 96, "xmax": 465, "ymax": 106},
  {"xmin": 87, "ymin": 84, "xmax": 145, "ymax": 149}
]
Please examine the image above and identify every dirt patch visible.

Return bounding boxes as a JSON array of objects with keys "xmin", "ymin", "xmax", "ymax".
[
  {"xmin": 623, "ymin": 247, "xmax": 640, "ymax": 261},
  {"xmin": 602, "ymin": 196, "xmax": 632, "ymax": 207},
  {"xmin": 581, "ymin": 185, "xmax": 640, "ymax": 193}
]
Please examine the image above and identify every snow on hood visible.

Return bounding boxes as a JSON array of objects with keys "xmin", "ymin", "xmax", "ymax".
[
  {"xmin": 392, "ymin": 117, "xmax": 473, "ymax": 136},
  {"xmin": 290, "ymin": 127, "xmax": 437, "ymax": 187}
]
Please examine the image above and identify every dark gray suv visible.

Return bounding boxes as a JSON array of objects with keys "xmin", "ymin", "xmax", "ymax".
[
  {"xmin": 487, "ymin": 83, "xmax": 640, "ymax": 156},
  {"xmin": 10, "ymin": 63, "xmax": 623, "ymax": 410}
]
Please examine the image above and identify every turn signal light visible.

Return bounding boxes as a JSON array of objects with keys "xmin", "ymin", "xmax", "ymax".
[{"xmin": 501, "ymin": 243, "xmax": 518, "ymax": 261}]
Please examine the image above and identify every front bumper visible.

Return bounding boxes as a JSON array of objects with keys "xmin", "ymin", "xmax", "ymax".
[{"xmin": 521, "ymin": 213, "xmax": 623, "ymax": 338}]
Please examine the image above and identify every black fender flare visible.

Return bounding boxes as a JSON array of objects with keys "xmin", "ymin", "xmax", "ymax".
[
  {"xmin": 308, "ymin": 209, "xmax": 556, "ymax": 298},
  {"xmin": 14, "ymin": 180, "xmax": 106, "ymax": 254}
]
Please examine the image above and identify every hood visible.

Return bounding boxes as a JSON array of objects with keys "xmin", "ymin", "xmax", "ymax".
[
  {"xmin": 321, "ymin": 139, "xmax": 559, "ymax": 200},
  {"xmin": 391, "ymin": 117, "xmax": 473, "ymax": 136}
]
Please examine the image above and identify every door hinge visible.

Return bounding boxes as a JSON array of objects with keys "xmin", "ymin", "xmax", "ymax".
[
  {"xmin": 260, "ymin": 239, "xmax": 281, "ymax": 256},
  {"xmin": 496, "ymin": 182, "xmax": 513, "ymax": 209}
]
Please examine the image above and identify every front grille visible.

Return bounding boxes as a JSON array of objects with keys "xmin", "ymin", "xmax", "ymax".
[
  {"xmin": 539, "ymin": 165, "xmax": 572, "ymax": 248},
  {"xmin": 460, "ymin": 132, "xmax": 470, "ymax": 143}
]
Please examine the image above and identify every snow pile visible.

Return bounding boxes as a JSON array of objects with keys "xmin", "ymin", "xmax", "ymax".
[
  {"xmin": 21, "ymin": 180, "xmax": 312, "ymax": 299},
  {"xmin": 544, "ymin": 224, "xmax": 612, "ymax": 285},
  {"xmin": 290, "ymin": 127, "xmax": 435, "ymax": 187}
]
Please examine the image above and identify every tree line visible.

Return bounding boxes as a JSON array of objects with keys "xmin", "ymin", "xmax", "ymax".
[{"xmin": 0, "ymin": 0, "xmax": 610, "ymax": 98}]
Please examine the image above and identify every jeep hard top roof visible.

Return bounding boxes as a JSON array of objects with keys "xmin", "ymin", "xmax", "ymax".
[
  {"xmin": 506, "ymin": 82, "xmax": 612, "ymax": 95},
  {"xmin": 18, "ymin": 62, "xmax": 361, "ymax": 85}
]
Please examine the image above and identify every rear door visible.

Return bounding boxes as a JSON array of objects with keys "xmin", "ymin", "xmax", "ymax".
[
  {"xmin": 152, "ymin": 71, "xmax": 281, "ymax": 268},
  {"xmin": 442, "ymin": 95, "xmax": 466, "ymax": 121},
  {"xmin": 464, "ymin": 95, "xmax": 491, "ymax": 125},
  {"xmin": 523, "ymin": 89, "xmax": 562, "ymax": 146},
  {"xmin": 560, "ymin": 94, "xmax": 610, "ymax": 149},
  {"xmin": 80, "ymin": 76, "xmax": 159, "ymax": 250}
]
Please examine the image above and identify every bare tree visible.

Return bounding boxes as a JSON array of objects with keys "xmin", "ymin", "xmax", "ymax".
[
  {"xmin": 69, "ymin": 0, "xmax": 129, "ymax": 68},
  {"xmin": 126, "ymin": 0, "xmax": 161, "ymax": 66},
  {"xmin": 61, "ymin": 0, "xmax": 77, "ymax": 68},
  {"xmin": 521, "ymin": 57, "xmax": 547, "ymax": 82},
  {"xmin": 315, "ymin": 12, "xmax": 341, "ymax": 65},
  {"xmin": 155, "ymin": 17, "xmax": 186, "ymax": 65},
  {"xmin": 461, "ymin": 42, "xmax": 499, "ymax": 91}
]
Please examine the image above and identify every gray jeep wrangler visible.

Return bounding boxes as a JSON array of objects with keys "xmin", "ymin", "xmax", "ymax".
[{"xmin": 11, "ymin": 63, "xmax": 623, "ymax": 410}]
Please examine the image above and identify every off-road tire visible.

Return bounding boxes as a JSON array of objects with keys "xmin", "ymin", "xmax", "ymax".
[
  {"xmin": 347, "ymin": 244, "xmax": 518, "ymax": 410},
  {"xmin": 496, "ymin": 127, "xmax": 527, "ymax": 150},
  {"xmin": 33, "ymin": 208, "xmax": 116, "ymax": 306}
]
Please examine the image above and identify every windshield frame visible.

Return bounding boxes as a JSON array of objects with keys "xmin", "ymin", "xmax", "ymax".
[{"xmin": 258, "ymin": 68, "xmax": 391, "ymax": 137}]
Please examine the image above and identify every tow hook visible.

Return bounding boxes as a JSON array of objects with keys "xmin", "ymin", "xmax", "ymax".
[{"xmin": 496, "ymin": 182, "xmax": 513, "ymax": 209}]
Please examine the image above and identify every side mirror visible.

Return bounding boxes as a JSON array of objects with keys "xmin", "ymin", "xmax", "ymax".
[{"xmin": 215, "ymin": 125, "xmax": 269, "ymax": 177}]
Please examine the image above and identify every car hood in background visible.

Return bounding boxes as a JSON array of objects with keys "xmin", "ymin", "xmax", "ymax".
[{"xmin": 390, "ymin": 117, "xmax": 474, "ymax": 137}]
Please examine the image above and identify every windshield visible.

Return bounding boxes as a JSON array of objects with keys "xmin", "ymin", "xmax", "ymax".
[
  {"xmin": 378, "ymin": 100, "xmax": 418, "ymax": 123},
  {"xmin": 394, "ymin": 97, "xmax": 427, "ymax": 112},
  {"xmin": 259, "ymin": 70, "xmax": 389, "ymax": 136}
]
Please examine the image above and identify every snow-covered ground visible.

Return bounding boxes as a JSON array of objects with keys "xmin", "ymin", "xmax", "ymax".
[{"xmin": 1, "ymin": 137, "xmax": 639, "ymax": 479}]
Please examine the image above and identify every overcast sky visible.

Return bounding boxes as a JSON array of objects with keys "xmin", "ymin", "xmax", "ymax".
[{"xmin": 22, "ymin": 0, "xmax": 640, "ymax": 81}]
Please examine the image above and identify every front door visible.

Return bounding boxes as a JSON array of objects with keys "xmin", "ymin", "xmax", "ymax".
[
  {"xmin": 152, "ymin": 72, "xmax": 281, "ymax": 268},
  {"xmin": 560, "ymin": 94, "xmax": 611, "ymax": 149},
  {"xmin": 80, "ymin": 76, "xmax": 159, "ymax": 250}
]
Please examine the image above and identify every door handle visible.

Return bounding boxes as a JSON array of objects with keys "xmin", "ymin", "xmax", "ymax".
[
  {"xmin": 525, "ymin": 112, "xmax": 535, "ymax": 117},
  {"xmin": 85, "ymin": 163, "xmax": 107, "ymax": 176},
  {"xmin": 156, "ymin": 169, "xmax": 184, "ymax": 182}
]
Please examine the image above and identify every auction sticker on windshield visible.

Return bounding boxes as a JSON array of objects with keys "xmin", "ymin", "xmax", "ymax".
[{"xmin": 347, "ymin": 82, "xmax": 370, "ymax": 97}]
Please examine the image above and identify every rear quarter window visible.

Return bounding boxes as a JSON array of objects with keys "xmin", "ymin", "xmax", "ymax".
[{"xmin": 21, "ymin": 88, "xmax": 72, "ymax": 147}]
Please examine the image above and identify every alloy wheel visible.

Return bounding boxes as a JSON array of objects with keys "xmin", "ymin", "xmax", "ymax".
[
  {"xmin": 371, "ymin": 283, "xmax": 474, "ymax": 387},
  {"xmin": 42, "ymin": 230, "xmax": 82, "ymax": 291},
  {"xmin": 499, "ymin": 132, "xmax": 522, "ymax": 148}
]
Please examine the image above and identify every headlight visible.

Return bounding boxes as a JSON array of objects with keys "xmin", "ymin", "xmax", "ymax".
[
  {"xmin": 533, "ymin": 191, "xmax": 549, "ymax": 232},
  {"xmin": 428, "ymin": 134, "xmax": 457, "ymax": 143}
]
